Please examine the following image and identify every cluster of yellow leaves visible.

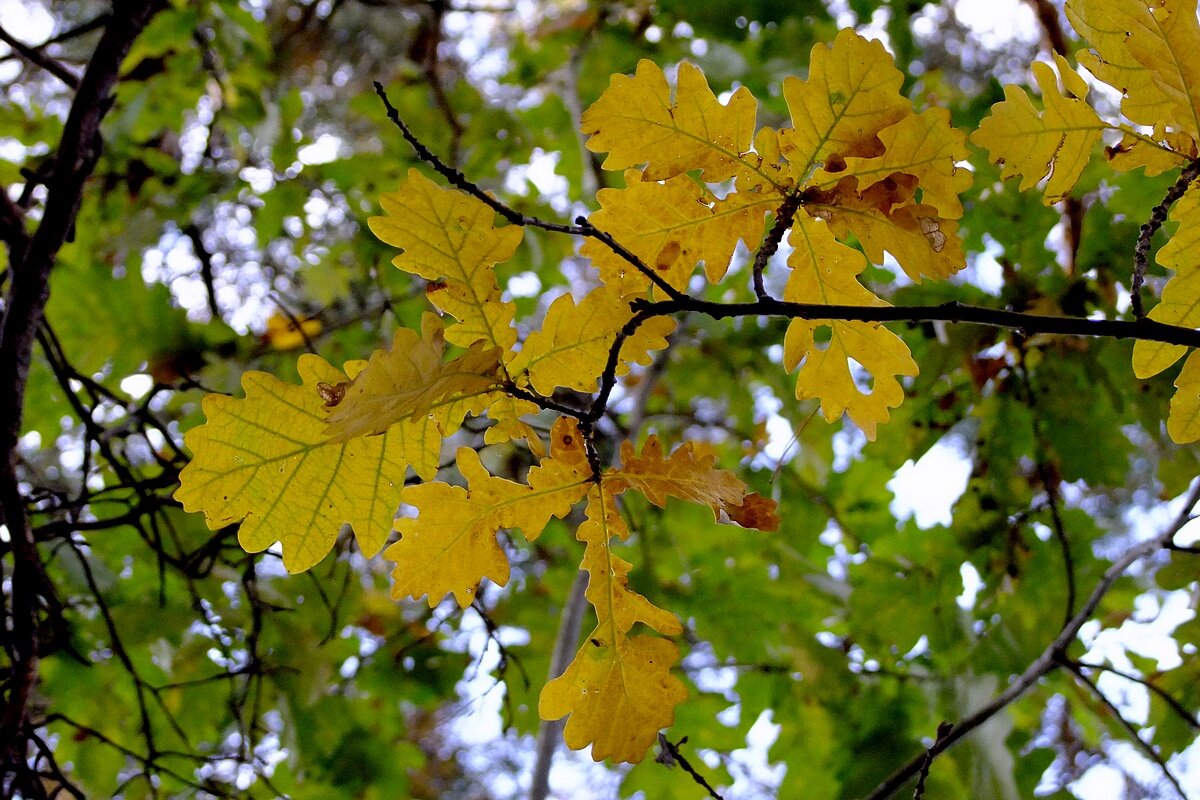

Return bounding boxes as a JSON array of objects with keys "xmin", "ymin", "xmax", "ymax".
[
  {"xmin": 177, "ymin": 28, "xmax": 974, "ymax": 764},
  {"xmin": 972, "ymin": 0, "xmax": 1200, "ymax": 442},
  {"xmin": 178, "ymin": 8, "xmax": 1200, "ymax": 765},
  {"xmin": 581, "ymin": 29, "xmax": 971, "ymax": 437},
  {"xmin": 540, "ymin": 435, "xmax": 777, "ymax": 762}
]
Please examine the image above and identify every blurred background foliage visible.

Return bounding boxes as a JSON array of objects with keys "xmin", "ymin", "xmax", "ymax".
[{"xmin": 2, "ymin": 0, "xmax": 1199, "ymax": 798}]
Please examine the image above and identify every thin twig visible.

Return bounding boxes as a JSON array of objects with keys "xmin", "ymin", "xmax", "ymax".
[
  {"xmin": 1132, "ymin": 157, "xmax": 1200, "ymax": 318},
  {"xmin": 371, "ymin": 82, "xmax": 686, "ymax": 302},
  {"xmin": 1071, "ymin": 659, "xmax": 1200, "ymax": 732},
  {"xmin": 860, "ymin": 478, "xmax": 1200, "ymax": 800},
  {"xmin": 184, "ymin": 223, "xmax": 221, "ymax": 321},
  {"xmin": 657, "ymin": 733, "xmax": 725, "ymax": 800},
  {"xmin": 752, "ymin": 190, "xmax": 802, "ymax": 300},
  {"xmin": 0, "ymin": 23, "xmax": 80, "ymax": 88},
  {"xmin": 1060, "ymin": 659, "xmax": 1187, "ymax": 799},
  {"xmin": 913, "ymin": 722, "xmax": 953, "ymax": 800}
]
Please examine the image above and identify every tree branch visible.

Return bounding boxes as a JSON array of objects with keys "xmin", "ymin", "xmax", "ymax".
[
  {"xmin": 752, "ymin": 190, "xmax": 801, "ymax": 300},
  {"xmin": 1071, "ymin": 659, "xmax": 1200, "ymax": 733},
  {"xmin": 859, "ymin": 478, "xmax": 1200, "ymax": 800},
  {"xmin": 656, "ymin": 733, "xmax": 725, "ymax": 800},
  {"xmin": 0, "ymin": 23, "xmax": 80, "ymax": 88},
  {"xmin": 1061, "ymin": 658, "xmax": 1187, "ymax": 799},
  {"xmin": 0, "ymin": 3, "xmax": 162, "ymax": 778},
  {"xmin": 371, "ymin": 82, "xmax": 687, "ymax": 302},
  {"xmin": 1132, "ymin": 158, "xmax": 1200, "ymax": 318}
]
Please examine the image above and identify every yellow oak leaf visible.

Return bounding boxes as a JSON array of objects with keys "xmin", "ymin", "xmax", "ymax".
[
  {"xmin": 780, "ymin": 29, "xmax": 911, "ymax": 179},
  {"xmin": 783, "ymin": 215, "xmax": 917, "ymax": 439},
  {"xmin": 582, "ymin": 171, "xmax": 771, "ymax": 293},
  {"xmin": 581, "ymin": 60, "xmax": 764, "ymax": 184},
  {"xmin": 971, "ymin": 55, "xmax": 1107, "ymax": 205},
  {"xmin": 1067, "ymin": 0, "xmax": 1176, "ymax": 128},
  {"xmin": 538, "ymin": 487, "xmax": 686, "ymax": 763},
  {"xmin": 1133, "ymin": 185, "xmax": 1200, "ymax": 379},
  {"xmin": 1118, "ymin": 0, "xmax": 1200, "ymax": 138},
  {"xmin": 324, "ymin": 313, "xmax": 502, "ymax": 442},
  {"xmin": 368, "ymin": 169, "xmax": 522, "ymax": 357},
  {"xmin": 510, "ymin": 286, "xmax": 676, "ymax": 394},
  {"xmin": 540, "ymin": 633, "xmax": 685, "ymax": 763},
  {"xmin": 388, "ymin": 416, "xmax": 591, "ymax": 607},
  {"xmin": 803, "ymin": 176, "xmax": 966, "ymax": 282},
  {"xmin": 1075, "ymin": 0, "xmax": 1200, "ymax": 137},
  {"xmin": 483, "ymin": 395, "xmax": 546, "ymax": 459},
  {"xmin": 1107, "ymin": 128, "xmax": 1195, "ymax": 176},
  {"xmin": 829, "ymin": 107, "xmax": 973, "ymax": 219},
  {"xmin": 1168, "ymin": 350, "xmax": 1200, "ymax": 443},
  {"xmin": 175, "ymin": 354, "xmax": 411, "ymax": 573},
  {"xmin": 605, "ymin": 435, "xmax": 778, "ymax": 529}
]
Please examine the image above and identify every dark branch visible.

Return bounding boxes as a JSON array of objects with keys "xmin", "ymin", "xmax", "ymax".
[
  {"xmin": 1071, "ymin": 659, "xmax": 1200, "ymax": 733},
  {"xmin": 657, "ymin": 733, "xmax": 725, "ymax": 800},
  {"xmin": 859, "ymin": 478, "xmax": 1200, "ymax": 800},
  {"xmin": 1061, "ymin": 659, "xmax": 1187, "ymax": 799},
  {"xmin": 1132, "ymin": 157, "xmax": 1200, "ymax": 318},
  {"xmin": 371, "ymin": 81, "xmax": 686, "ymax": 301},
  {"xmin": 0, "ymin": 23, "xmax": 80, "ymax": 88},
  {"xmin": 752, "ymin": 190, "xmax": 802, "ymax": 300},
  {"xmin": 0, "ymin": 4, "xmax": 162, "ymax": 777},
  {"xmin": 184, "ymin": 223, "xmax": 221, "ymax": 321}
]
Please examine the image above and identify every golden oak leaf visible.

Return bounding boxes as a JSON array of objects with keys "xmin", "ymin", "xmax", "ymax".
[
  {"xmin": 175, "ymin": 354, "xmax": 411, "ymax": 573},
  {"xmin": 605, "ymin": 435, "xmax": 779, "ymax": 527},
  {"xmin": 263, "ymin": 311, "xmax": 322, "ymax": 351},
  {"xmin": 1107, "ymin": 128, "xmax": 1195, "ymax": 175},
  {"xmin": 388, "ymin": 417, "xmax": 591, "ymax": 607},
  {"xmin": 538, "ymin": 487, "xmax": 686, "ymax": 763},
  {"xmin": 971, "ymin": 55, "xmax": 1107, "ymax": 204},
  {"xmin": 324, "ymin": 313, "xmax": 502, "ymax": 442},
  {"xmin": 780, "ymin": 29, "xmax": 911, "ymax": 179},
  {"xmin": 829, "ymin": 107, "xmax": 973, "ymax": 219},
  {"xmin": 804, "ymin": 177, "xmax": 965, "ymax": 282},
  {"xmin": 1067, "ymin": 0, "xmax": 1176, "ymax": 128},
  {"xmin": 726, "ymin": 492, "xmax": 781, "ymax": 531},
  {"xmin": 1167, "ymin": 350, "xmax": 1200, "ymax": 443},
  {"xmin": 540, "ymin": 633, "xmax": 685, "ymax": 763},
  {"xmin": 369, "ymin": 169, "xmax": 522, "ymax": 356},
  {"xmin": 1119, "ymin": 0, "xmax": 1200, "ymax": 138},
  {"xmin": 783, "ymin": 215, "xmax": 918, "ymax": 439},
  {"xmin": 581, "ymin": 60, "xmax": 764, "ymax": 184},
  {"xmin": 510, "ymin": 286, "xmax": 676, "ymax": 394},
  {"xmin": 582, "ymin": 172, "xmax": 771, "ymax": 293},
  {"xmin": 483, "ymin": 395, "xmax": 546, "ymax": 459}
]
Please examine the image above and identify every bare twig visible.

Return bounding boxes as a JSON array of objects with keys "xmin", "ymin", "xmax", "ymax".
[
  {"xmin": 657, "ymin": 733, "xmax": 725, "ymax": 800},
  {"xmin": 184, "ymin": 223, "xmax": 221, "ymax": 320},
  {"xmin": 1132, "ymin": 158, "xmax": 1200, "ymax": 318},
  {"xmin": 371, "ymin": 82, "xmax": 687, "ymax": 302},
  {"xmin": 859, "ymin": 478, "xmax": 1200, "ymax": 800},
  {"xmin": 1061, "ymin": 659, "xmax": 1187, "ymax": 799},
  {"xmin": 752, "ymin": 191, "xmax": 802, "ymax": 300},
  {"xmin": 913, "ymin": 722, "xmax": 953, "ymax": 800},
  {"xmin": 1071, "ymin": 660, "xmax": 1200, "ymax": 733},
  {"xmin": 0, "ymin": 23, "xmax": 80, "ymax": 88}
]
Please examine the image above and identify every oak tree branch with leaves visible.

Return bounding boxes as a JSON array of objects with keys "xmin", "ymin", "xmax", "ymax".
[{"xmin": 5, "ymin": 1, "xmax": 1200, "ymax": 798}]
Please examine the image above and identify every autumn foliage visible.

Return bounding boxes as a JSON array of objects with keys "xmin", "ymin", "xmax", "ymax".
[{"xmin": 171, "ymin": 0, "xmax": 1200, "ymax": 771}]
